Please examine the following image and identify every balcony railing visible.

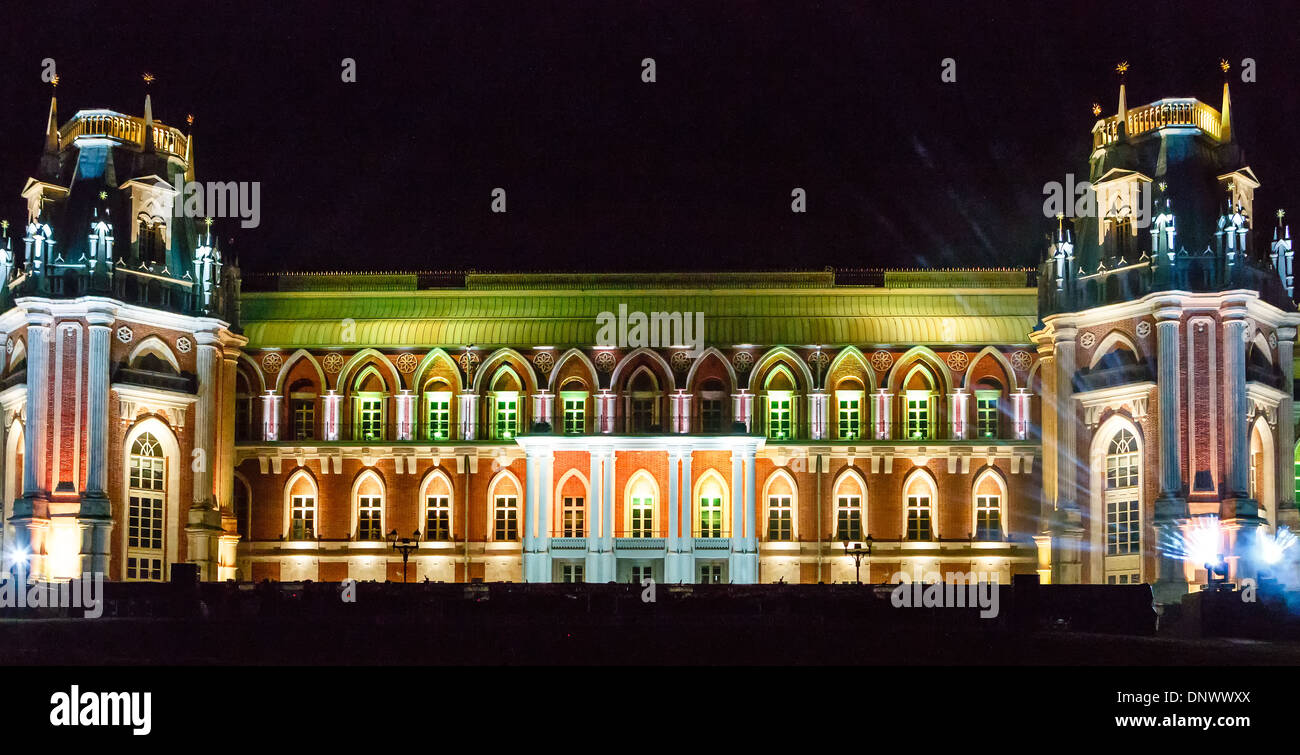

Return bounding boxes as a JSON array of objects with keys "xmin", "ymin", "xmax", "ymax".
[{"xmin": 1092, "ymin": 98, "xmax": 1222, "ymax": 149}]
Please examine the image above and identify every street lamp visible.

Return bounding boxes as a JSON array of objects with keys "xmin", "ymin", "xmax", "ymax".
[
  {"xmin": 842, "ymin": 535, "xmax": 873, "ymax": 584},
  {"xmin": 387, "ymin": 529, "xmax": 422, "ymax": 583}
]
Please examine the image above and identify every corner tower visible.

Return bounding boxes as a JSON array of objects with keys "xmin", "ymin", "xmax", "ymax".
[
  {"xmin": 1033, "ymin": 65, "xmax": 1300, "ymax": 602},
  {"xmin": 1, "ymin": 84, "xmax": 246, "ymax": 582}
]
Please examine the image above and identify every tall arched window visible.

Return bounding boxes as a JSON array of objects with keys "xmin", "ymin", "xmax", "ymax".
[
  {"xmin": 126, "ymin": 433, "xmax": 166, "ymax": 581},
  {"xmin": 354, "ymin": 472, "xmax": 384, "ymax": 541},
  {"xmin": 972, "ymin": 469, "xmax": 1007, "ymax": 541},
  {"xmin": 903, "ymin": 472, "xmax": 936, "ymax": 541},
  {"xmin": 764, "ymin": 470, "xmax": 797, "ymax": 541},
  {"xmin": 625, "ymin": 471, "xmax": 658, "ymax": 538},
  {"xmin": 489, "ymin": 472, "xmax": 521, "ymax": 541},
  {"xmin": 833, "ymin": 472, "xmax": 866, "ymax": 541},
  {"xmin": 424, "ymin": 479, "xmax": 452, "ymax": 540},
  {"xmin": 1104, "ymin": 428, "xmax": 1141, "ymax": 584},
  {"xmin": 286, "ymin": 471, "xmax": 318, "ymax": 540},
  {"xmin": 695, "ymin": 473, "xmax": 727, "ymax": 538}
]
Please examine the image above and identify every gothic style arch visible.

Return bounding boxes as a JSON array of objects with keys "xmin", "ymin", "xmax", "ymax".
[
  {"xmin": 1087, "ymin": 413, "xmax": 1145, "ymax": 582},
  {"xmin": 126, "ymin": 335, "xmax": 181, "ymax": 373},
  {"xmin": 1088, "ymin": 330, "xmax": 1143, "ymax": 369},
  {"xmin": 349, "ymin": 468, "xmax": 387, "ymax": 540},
  {"xmin": 547, "ymin": 348, "xmax": 600, "ymax": 392},
  {"xmin": 961, "ymin": 346, "xmax": 1019, "ymax": 391},
  {"xmin": 122, "ymin": 416, "xmax": 183, "ymax": 576},
  {"xmin": 486, "ymin": 469, "xmax": 523, "ymax": 541},
  {"xmin": 691, "ymin": 468, "xmax": 730, "ymax": 538},
  {"xmin": 274, "ymin": 349, "xmax": 328, "ymax": 393},
  {"xmin": 761, "ymin": 467, "xmax": 799, "ymax": 541},
  {"xmin": 282, "ymin": 467, "xmax": 320, "ymax": 539},
  {"xmin": 622, "ymin": 469, "xmax": 660, "ymax": 537}
]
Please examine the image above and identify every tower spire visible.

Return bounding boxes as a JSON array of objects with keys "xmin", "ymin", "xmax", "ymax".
[
  {"xmin": 38, "ymin": 75, "xmax": 61, "ymax": 180},
  {"xmin": 141, "ymin": 72, "xmax": 156, "ymax": 153},
  {"xmin": 184, "ymin": 113, "xmax": 195, "ymax": 183},
  {"xmin": 1115, "ymin": 61, "xmax": 1129, "ymax": 138},
  {"xmin": 1219, "ymin": 58, "xmax": 1233, "ymax": 143}
]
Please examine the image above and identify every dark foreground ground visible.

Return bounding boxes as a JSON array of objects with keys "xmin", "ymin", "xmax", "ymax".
[
  {"xmin": 1, "ymin": 579, "xmax": 1297, "ymax": 665},
  {"xmin": 2, "ymin": 615, "xmax": 1298, "ymax": 665}
]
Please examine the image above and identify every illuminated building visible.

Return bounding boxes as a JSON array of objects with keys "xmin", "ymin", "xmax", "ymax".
[{"xmin": 1, "ymin": 75, "xmax": 1294, "ymax": 599}]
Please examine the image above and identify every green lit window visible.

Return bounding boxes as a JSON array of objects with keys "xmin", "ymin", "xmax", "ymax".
[
  {"xmin": 562, "ymin": 393, "xmax": 586, "ymax": 435},
  {"xmin": 698, "ymin": 497, "xmax": 723, "ymax": 538},
  {"xmin": 976, "ymin": 391, "xmax": 999, "ymax": 439},
  {"xmin": 425, "ymin": 392, "xmax": 451, "ymax": 440},
  {"xmin": 495, "ymin": 392, "xmax": 518, "ymax": 439},
  {"xmin": 838, "ymin": 392, "xmax": 862, "ymax": 440},
  {"xmin": 905, "ymin": 391, "xmax": 931, "ymax": 440},
  {"xmin": 356, "ymin": 395, "xmax": 384, "ymax": 441},
  {"xmin": 631, "ymin": 497, "xmax": 654, "ymax": 538},
  {"xmin": 768, "ymin": 391, "xmax": 792, "ymax": 440}
]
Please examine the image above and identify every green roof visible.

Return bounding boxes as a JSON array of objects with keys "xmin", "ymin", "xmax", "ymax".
[{"xmin": 239, "ymin": 270, "xmax": 1039, "ymax": 349}]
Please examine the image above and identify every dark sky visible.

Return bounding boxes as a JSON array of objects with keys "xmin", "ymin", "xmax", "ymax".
[{"xmin": 1, "ymin": 0, "xmax": 1297, "ymax": 274}]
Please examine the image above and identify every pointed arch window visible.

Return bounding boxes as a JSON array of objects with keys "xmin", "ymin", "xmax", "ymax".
[
  {"xmin": 560, "ymin": 379, "xmax": 588, "ymax": 435},
  {"xmin": 126, "ymin": 433, "xmax": 166, "ymax": 581},
  {"xmin": 972, "ymin": 471, "xmax": 1006, "ymax": 541},
  {"xmin": 904, "ymin": 473, "xmax": 936, "ymax": 541},
  {"xmin": 766, "ymin": 473, "xmax": 794, "ymax": 542},
  {"xmin": 833, "ymin": 474, "xmax": 865, "ymax": 541},
  {"xmin": 836, "ymin": 378, "xmax": 864, "ymax": 441},
  {"xmin": 420, "ymin": 471, "xmax": 454, "ymax": 541},
  {"xmin": 423, "ymin": 378, "xmax": 452, "ymax": 441},
  {"xmin": 626, "ymin": 473, "xmax": 658, "ymax": 538},
  {"xmin": 1104, "ymin": 428, "xmax": 1141, "ymax": 584},
  {"xmin": 489, "ymin": 473, "xmax": 521, "ymax": 541},
  {"xmin": 352, "ymin": 365, "xmax": 388, "ymax": 441}
]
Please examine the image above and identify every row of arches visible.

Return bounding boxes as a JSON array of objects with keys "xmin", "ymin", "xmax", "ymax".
[
  {"xmin": 268, "ymin": 465, "xmax": 1015, "ymax": 544},
  {"xmin": 237, "ymin": 344, "xmax": 1037, "ymax": 441}
]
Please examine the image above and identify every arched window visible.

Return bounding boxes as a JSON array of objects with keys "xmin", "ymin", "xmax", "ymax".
[
  {"xmin": 625, "ymin": 471, "xmax": 658, "ymax": 538},
  {"xmin": 764, "ymin": 367, "xmax": 796, "ymax": 440},
  {"xmin": 974, "ymin": 377, "xmax": 1002, "ymax": 439},
  {"xmin": 126, "ymin": 433, "xmax": 166, "ymax": 581},
  {"xmin": 694, "ymin": 472, "xmax": 728, "ymax": 538},
  {"xmin": 902, "ymin": 366, "xmax": 937, "ymax": 440},
  {"xmin": 833, "ymin": 472, "xmax": 866, "ymax": 541},
  {"xmin": 353, "ymin": 472, "xmax": 384, "ymax": 541},
  {"xmin": 836, "ymin": 377, "xmax": 865, "ymax": 440},
  {"xmin": 423, "ymin": 377, "xmax": 453, "ymax": 440},
  {"xmin": 422, "ymin": 472, "xmax": 453, "ymax": 541},
  {"xmin": 698, "ymin": 377, "xmax": 727, "ymax": 433},
  {"xmin": 288, "ymin": 378, "xmax": 318, "ymax": 441},
  {"xmin": 559, "ymin": 377, "xmax": 588, "ymax": 435},
  {"xmin": 972, "ymin": 469, "xmax": 1006, "ymax": 541},
  {"xmin": 764, "ymin": 471, "xmax": 796, "ymax": 541},
  {"xmin": 628, "ymin": 367, "xmax": 660, "ymax": 433},
  {"xmin": 490, "ymin": 368, "xmax": 522, "ymax": 440},
  {"xmin": 903, "ymin": 472, "xmax": 936, "ymax": 541},
  {"xmin": 489, "ymin": 472, "xmax": 521, "ymax": 541},
  {"xmin": 286, "ymin": 471, "xmax": 318, "ymax": 540},
  {"xmin": 352, "ymin": 365, "xmax": 388, "ymax": 441},
  {"xmin": 555, "ymin": 470, "xmax": 589, "ymax": 538},
  {"xmin": 1104, "ymin": 428, "xmax": 1141, "ymax": 584}
]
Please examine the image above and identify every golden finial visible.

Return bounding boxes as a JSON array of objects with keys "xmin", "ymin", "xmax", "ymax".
[
  {"xmin": 186, "ymin": 113, "xmax": 194, "ymax": 127},
  {"xmin": 1158, "ymin": 182, "xmax": 1167, "ymax": 193},
  {"xmin": 1279, "ymin": 209, "xmax": 1287, "ymax": 221},
  {"xmin": 1, "ymin": 221, "xmax": 9, "ymax": 232},
  {"xmin": 50, "ymin": 74, "xmax": 59, "ymax": 89},
  {"xmin": 98, "ymin": 191, "xmax": 107, "ymax": 200},
  {"xmin": 1092, "ymin": 103, "xmax": 1102, "ymax": 116},
  {"xmin": 142, "ymin": 72, "xmax": 155, "ymax": 85},
  {"xmin": 1115, "ymin": 61, "xmax": 1129, "ymax": 76},
  {"xmin": 204, "ymin": 217, "xmax": 214, "ymax": 228},
  {"xmin": 1220, "ymin": 58, "xmax": 1231, "ymax": 74}
]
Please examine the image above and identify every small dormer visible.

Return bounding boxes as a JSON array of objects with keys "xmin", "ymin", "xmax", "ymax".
[
  {"xmin": 1218, "ymin": 167, "xmax": 1260, "ymax": 221},
  {"xmin": 20, "ymin": 178, "xmax": 69, "ymax": 224},
  {"xmin": 1092, "ymin": 168, "xmax": 1152, "ymax": 252},
  {"xmin": 119, "ymin": 175, "xmax": 177, "ymax": 263}
]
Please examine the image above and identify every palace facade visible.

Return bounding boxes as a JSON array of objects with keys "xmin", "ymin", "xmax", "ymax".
[{"xmin": 2, "ymin": 78, "xmax": 1297, "ymax": 601}]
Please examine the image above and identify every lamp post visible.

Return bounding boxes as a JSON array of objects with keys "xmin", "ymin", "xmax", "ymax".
[
  {"xmin": 842, "ymin": 535, "xmax": 873, "ymax": 584},
  {"xmin": 387, "ymin": 529, "xmax": 422, "ymax": 583}
]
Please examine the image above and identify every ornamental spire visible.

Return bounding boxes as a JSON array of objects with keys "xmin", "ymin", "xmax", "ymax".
[{"xmin": 1219, "ymin": 59, "xmax": 1233, "ymax": 143}]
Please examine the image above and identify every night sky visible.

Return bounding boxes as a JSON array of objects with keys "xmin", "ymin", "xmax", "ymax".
[{"xmin": 1, "ymin": 0, "xmax": 1297, "ymax": 275}]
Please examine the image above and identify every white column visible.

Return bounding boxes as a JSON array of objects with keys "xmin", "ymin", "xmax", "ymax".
[
  {"xmin": 809, "ymin": 390, "xmax": 828, "ymax": 440},
  {"xmin": 396, "ymin": 390, "xmax": 415, "ymax": 440},
  {"xmin": 458, "ymin": 393, "xmax": 478, "ymax": 440},
  {"xmin": 744, "ymin": 450, "xmax": 757, "ymax": 550},
  {"xmin": 524, "ymin": 453, "xmax": 537, "ymax": 554},
  {"xmin": 194, "ymin": 339, "xmax": 219, "ymax": 506},
  {"xmin": 83, "ymin": 318, "xmax": 111, "ymax": 497},
  {"xmin": 586, "ymin": 450, "xmax": 602, "ymax": 581},
  {"xmin": 537, "ymin": 450, "xmax": 553, "ymax": 581},
  {"xmin": 1224, "ymin": 316, "xmax": 1250, "ymax": 497},
  {"xmin": 949, "ymin": 389, "xmax": 968, "ymax": 440},
  {"xmin": 261, "ymin": 391, "xmax": 280, "ymax": 441},
  {"xmin": 1155, "ymin": 314, "xmax": 1183, "ymax": 497},
  {"xmin": 666, "ymin": 450, "xmax": 680, "ymax": 582},
  {"xmin": 602, "ymin": 449, "xmax": 616, "ymax": 581},
  {"xmin": 1013, "ymin": 389, "xmax": 1031, "ymax": 440},
  {"xmin": 680, "ymin": 450, "xmax": 694, "ymax": 578},
  {"xmin": 323, "ymin": 391, "xmax": 341, "ymax": 441},
  {"xmin": 874, "ymin": 390, "xmax": 892, "ymax": 440},
  {"xmin": 732, "ymin": 392, "xmax": 753, "ymax": 432},
  {"xmin": 1053, "ymin": 329, "xmax": 1078, "ymax": 506},
  {"xmin": 21, "ymin": 319, "xmax": 50, "ymax": 497},
  {"xmin": 532, "ymin": 392, "xmax": 552, "ymax": 428}
]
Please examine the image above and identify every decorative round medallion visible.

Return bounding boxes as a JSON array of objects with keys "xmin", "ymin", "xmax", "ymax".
[
  {"xmin": 4, "ymin": 339, "xmax": 11, "ymax": 355},
  {"xmin": 733, "ymin": 351, "xmax": 754, "ymax": 373},
  {"xmin": 458, "ymin": 351, "xmax": 481, "ymax": 375},
  {"xmin": 670, "ymin": 351, "xmax": 692, "ymax": 373},
  {"xmin": 532, "ymin": 351, "xmax": 555, "ymax": 374},
  {"xmin": 261, "ymin": 352, "xmax": 283, "ymax": 373},
  {"xmin": 116, "ymin": 326, "xmax": 133, "ymax": 344},
  {"xmin": 808, "ymin": 350, "xmax": 830, "ymax": 370},
  {"xmin": 323, "ymin": 353, "xmax": 344, "ymax": 374},
  {"xmin": 870, "ymin": 350, "xmax": 893, "ymax": 372},
  {"xmin": 594, "ymin": 351, "xmax": 616, "ymax": 373},
  {"xmin": 1010, "ymin": 350, "xmax": 1033, "ymax": 372},
  {"xmin": 176, "ymin": 337, "xmax": 192, "ymax": 354},
  {"xmin": 1269, "ymin": 332, "xmax": 1279, "ymax": 349},
  {"xmin": 946, "ymin": 351, "xmax": 969, "ymax": 371},
  {"xmin": 1135, "ymin": 321, "xmax": 1152, "ymax": 339},
  {"xmin": 1079, "ymin": 332, "xmax": 1096, "ymax": 349},
  {"xmin": 396, "ymin": 353, "xmax": 418, "ymax": 374}
]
